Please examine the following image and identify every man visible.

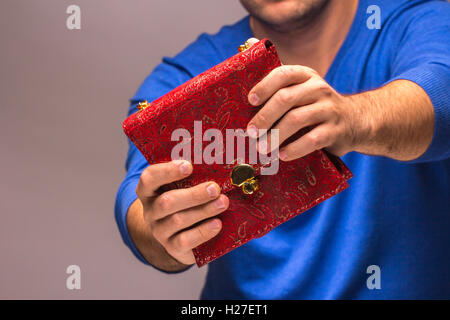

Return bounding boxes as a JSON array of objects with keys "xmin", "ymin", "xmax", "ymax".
[{"xmin": 115, "ymin": 0, "xmax": 450, "ymax": 299}]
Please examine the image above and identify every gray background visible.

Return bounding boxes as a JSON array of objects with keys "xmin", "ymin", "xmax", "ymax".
[{"xmin": 0, "ymin": 0, "xmax": 246, "ymax": 299}]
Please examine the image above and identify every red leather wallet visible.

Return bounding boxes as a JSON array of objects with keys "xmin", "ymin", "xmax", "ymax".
[{"xmin": 123, "ymin": 39, "xmax": 353, "ymax": 267}]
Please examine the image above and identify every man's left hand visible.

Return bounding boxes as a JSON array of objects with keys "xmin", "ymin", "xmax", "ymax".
[{"xmin": 246, "ymin": 64, "xmax": 370, "ymax": 161}]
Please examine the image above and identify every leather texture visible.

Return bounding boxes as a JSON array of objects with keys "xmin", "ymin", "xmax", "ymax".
[{"xmin": 123, "ymin": 39, "xmax": 353, "ymax": 267}]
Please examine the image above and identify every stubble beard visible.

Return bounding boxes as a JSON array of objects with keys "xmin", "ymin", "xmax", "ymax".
[{"xmin": 240, "ymin": 0, "xmax": 331, "ymax": 34}]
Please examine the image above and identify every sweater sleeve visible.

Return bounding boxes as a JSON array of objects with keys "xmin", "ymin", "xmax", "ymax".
[{"xmin": 387, "ymin": 1, "xmax": 450, "ymax": 163}]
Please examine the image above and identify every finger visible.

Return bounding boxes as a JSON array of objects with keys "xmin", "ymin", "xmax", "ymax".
[
  {"xmin": 259, "ymin": 103, "xmax": 329, "ymax": 154},
  {"xmin": 279, "ymin": 124, "xmax": 332, "ymax": 161},
  {"xmin": 151, "ymin": 181, "xmax": 221, "ymax": 220},
  {"xmin": 169, "ymin": 218, "xmax": 222, "ymax": 253},
  {"xmin": 248, "ymin": 80, "xmax": 322, "ymax": 136},
  {"xmin": 248, "ymin": 65, "xmax": 316, "ymax": 106},
  {"xmin": 153, "ymin": 195, "xmax": 229, "ymax": 240},
  {"xmin": 136, "ymin": 160, "xmax": 192, "ymax": 199}
]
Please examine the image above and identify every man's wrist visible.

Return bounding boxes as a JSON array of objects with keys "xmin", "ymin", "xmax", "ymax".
[{"xmin": 344, "ymin": 93, "xmax": 379, "ymax": 155}]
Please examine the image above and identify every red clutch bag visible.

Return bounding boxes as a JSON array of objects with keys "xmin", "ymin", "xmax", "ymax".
[{"xmin": 123, "ymin": 39, "xmax": 353, "ymax": 267}]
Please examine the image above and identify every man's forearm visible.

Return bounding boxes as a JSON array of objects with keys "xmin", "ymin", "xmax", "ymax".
[
  {"xmin": 349, "ymin": 80, "xmax": 435, "ymax": 161},
  {"xmin": 126, "ymin": 199, "xmax": 191, "ymax": 272}
]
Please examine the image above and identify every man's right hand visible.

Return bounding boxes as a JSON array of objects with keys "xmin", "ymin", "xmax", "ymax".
[{"xmin": 126, "ymin": 160, "xmax": 229, "ymax": 271}]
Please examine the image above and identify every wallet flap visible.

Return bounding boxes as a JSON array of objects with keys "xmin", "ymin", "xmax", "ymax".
[{"xmin": 123, "ymin": 39, "xmax": 283, "ymax": 194}]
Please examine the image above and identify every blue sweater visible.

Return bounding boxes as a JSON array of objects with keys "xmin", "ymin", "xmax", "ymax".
[{"xmin": 115, "ymin": 0, "xmax": 450, "ymax": 299}]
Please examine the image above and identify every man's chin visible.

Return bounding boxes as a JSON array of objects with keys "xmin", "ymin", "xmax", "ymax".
[
  {"xmin": 252, "ymin": 15, "xmax": 307, "ymax": 34},
  {"xmin": 242, "ymin": 0, "xmax": 331, "ymax": 33}
]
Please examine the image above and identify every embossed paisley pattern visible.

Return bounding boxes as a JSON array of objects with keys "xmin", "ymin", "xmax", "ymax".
[{"xmin": 123, "ymin": 39, "xmax": 353, "ymax": 267}]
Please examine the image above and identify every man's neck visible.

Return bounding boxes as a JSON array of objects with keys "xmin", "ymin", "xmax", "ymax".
[{"xmin": 250, "ymin": 0, "xmax": 359, "ymax": 77}]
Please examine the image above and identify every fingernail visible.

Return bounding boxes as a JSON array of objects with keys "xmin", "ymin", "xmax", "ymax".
[
  {"xmin": 249, "ymin": 93, "xmax": 259, "ymax": 105},
  {"xmin": 208, "ymin": 219, "xmax": 221, "ymax": 230},
  {"xmin": 206, "ymin": 184, "xmax": 219, "ymax": 197},
  {"xmin": 247, "ymin": 124, "xmax": 258, "ymax": 139},
  {"xmin": 215, "ymin": 196, "xmax": 226, "ymax": 209},
  {"xmin": 258, "ymin": 140, "xmax": 267, "ymax": 154},
  {"xmin": 177, "ymin": 161, "xmax": 191, "ymax": 175},
  {"xmin": 279, "ymin": 150, "xmax": 288, "ymax": 161}
]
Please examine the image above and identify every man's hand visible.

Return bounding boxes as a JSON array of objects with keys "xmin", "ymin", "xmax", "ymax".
[
  {"xmin": 127, "ymin": 160, "xmax": 229, "ymax": 271},
  {"xmin": 246, "ymin": 65, "xmax": 368, "ymax": 160},
  {"xmin": 246, "ymin": 62, "xmax": 434, "ymax": 162}
]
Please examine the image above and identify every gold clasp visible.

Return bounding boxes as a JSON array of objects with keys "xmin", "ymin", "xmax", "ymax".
[
  {"xmin": 137, "ymin": 100, "xmax": 150, "ymax": 112},
  {"xmin": 231, "ymin": 164, "xmax": 259, "ymax": 195},
  {"xmin": 238, "ymin": 41, "xmax": 251, "ymax": 53}
]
